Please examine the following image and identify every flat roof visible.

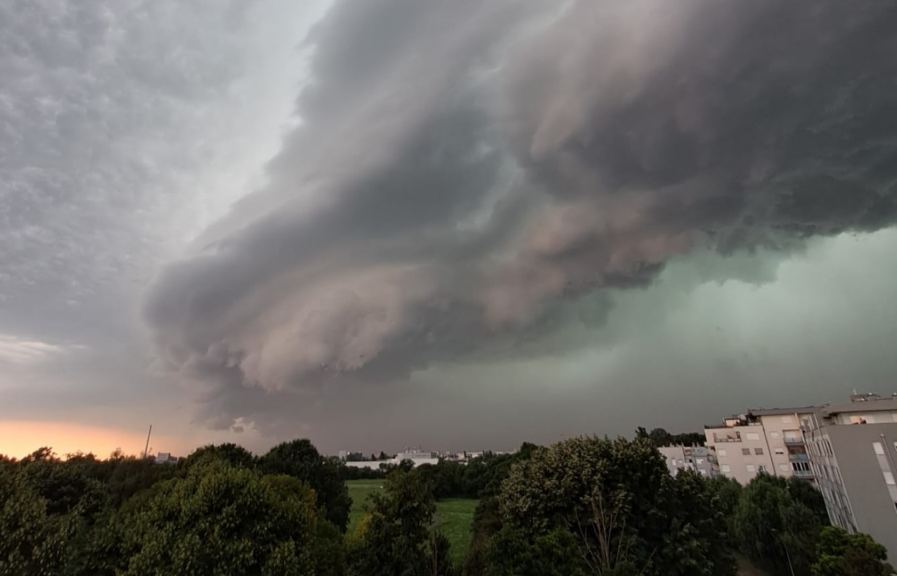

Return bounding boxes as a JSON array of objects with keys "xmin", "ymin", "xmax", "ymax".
[
  {"xmin": 821, "ymin": 398, "xmax": 897, "ymax": 416},
  {"xmin": 747, "ymin": 407, "xmax": 818, "ymax": 416}
]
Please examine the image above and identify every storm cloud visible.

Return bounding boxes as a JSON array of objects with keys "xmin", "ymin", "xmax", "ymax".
[{"xmin": 144, "ymin": 0, "xmax": 897, "ymax": 433}]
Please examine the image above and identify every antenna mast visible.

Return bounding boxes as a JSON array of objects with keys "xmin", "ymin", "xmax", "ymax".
[{"xmin": 143, "ymin": 425, "xmax": 153, "ymax": 459}]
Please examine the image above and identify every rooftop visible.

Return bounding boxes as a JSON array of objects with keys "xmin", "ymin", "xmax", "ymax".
[
  {"xmin": 821, "ymin": 397, "xmax": 897, "ymax": 417},
  {"xmin": 747, "ymin": 406, "xmax": 818, "ymax": 416}
]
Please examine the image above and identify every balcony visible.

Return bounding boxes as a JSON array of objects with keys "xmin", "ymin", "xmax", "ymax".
[
  {"xmin": 793, "ymin": 469, "xmax": 814, "ymax": 478},
  {"xmin": 712, "ymin": 432, "xmax": 742, "ymax": 443},
  {"xmin": 784, "ymin": 437, "xmax": 804, "ymax": 445},
  {"xmin": 789, "ymin": 453, "xmax": 809, "ymax": 462}
]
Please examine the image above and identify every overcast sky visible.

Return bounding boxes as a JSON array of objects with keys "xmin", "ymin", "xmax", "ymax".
[{"xmin": 2, "ymin": 0, "xmax": 897, "ymax": 458}]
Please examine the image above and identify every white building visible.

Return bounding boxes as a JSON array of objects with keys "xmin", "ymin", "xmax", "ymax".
[
  {"xmin": 658, "ymin": 446, "xmax": 716, "ymax": 477},
  {"xmin": 705, "ymin": 407, "xmax": 816, "ymax": 485},
  {"xmin": 343, "ymin": 448, "xmax": 438, "ymax": 469}
]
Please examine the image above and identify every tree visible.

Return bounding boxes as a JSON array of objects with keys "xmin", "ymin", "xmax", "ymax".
[
  {"xmin": 734, "ymin": 474, "xmax": 822, "ymax": 576},
  {"xmin": 498, "ymin": 436, "xmax": 733, "ymax": 576},
  {"xmin": 182, "ymin": 443, "xmax": 256, "ymax": 472},
  {"xmin": 811, "ymin": 526, "xmax": 893, "ymax": 576},
  {"xmin": 484, "ymin": 526, "xmax": 587, "ymax": 576},
  {"xmin": 0, "ymin": 465, "xmax": 76, "ymax": 576},
  {"xmin": 707, "ymin": 476, "xmax": 743, "ymax": 546},
  {"xmin": 261, "ymin": 439, "xmax": 352, "ymax": 532},
  {"xmin": 120, "ymin": 462, "xmax": 318, "ymax": 576},
  {"xmin": 347, "ymin": 469, "xmax": 442, "ymax": 576}
]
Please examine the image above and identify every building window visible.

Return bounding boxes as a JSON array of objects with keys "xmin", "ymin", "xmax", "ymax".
[
  {"xmin": 742, "ymin": 448, "xmax": 751, "ymax": 456},
  {"xmin": 781, "ymin": 416, "xmax": 793, "ymax": 424},
  {"xmin": 755, "ymin": 448, "xmax": 764, "ymax": 455},
  {"xmin": 696, "ymin": 458, "xmax": 704, "ymax": 464},
  {"xmin": 718, "ymin": 449, "xmax": 727, "ymax": 457},
  {"xmin": 883, "ymin": 472, "xmax": 895, "ymax": 485},
  {"xmin": 746, "ymin": 433, "xmax": 760, "ymax": 441},
  {"xmin": 874, "ymin": 442, "xmax": 885, "ymax": 455},
  {"xmin": 721, "ymin": 465, "xmax": 731, "ymax": 473},
  {"xmin": 746, "ymin": 465, "xmax": 756, "ymax": 473},
  {"xmin": 770, "ymin": 432, "xmax": 780, "ymax": 440},
  {"xmin": 775, "ymin": 448, "xmax": 785, "ymax": 455}
]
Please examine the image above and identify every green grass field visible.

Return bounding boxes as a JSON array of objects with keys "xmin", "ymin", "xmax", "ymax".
[{"xmin": 345, "ymin": 479, "xmax": 477, "ymax": 566}]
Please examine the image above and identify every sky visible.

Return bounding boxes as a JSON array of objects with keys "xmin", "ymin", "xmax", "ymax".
[{"xmin": 2, "ymin": 0, "xmax": 897, "ymax": 458}]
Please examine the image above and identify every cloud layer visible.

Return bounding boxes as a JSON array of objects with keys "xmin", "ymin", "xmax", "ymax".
[{"xmin": 145, "ymin": 0, "xmax": 897, "ymax": 432}]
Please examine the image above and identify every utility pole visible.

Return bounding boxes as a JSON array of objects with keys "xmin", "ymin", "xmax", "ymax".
[{"xmin": 143, "ymin": 425, "xmax": 153, "ymax": 459}]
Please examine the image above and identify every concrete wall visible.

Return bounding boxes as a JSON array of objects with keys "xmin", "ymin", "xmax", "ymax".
[
  {"xmin": 706, "ymin": 425, "xmax": 776, "ymax": 485},
  {"xmin": 825, "ymin": 423, "xmax": 897, "ymax": 562}
]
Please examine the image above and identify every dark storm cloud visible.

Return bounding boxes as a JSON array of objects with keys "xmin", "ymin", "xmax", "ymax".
[{"xmin": 145, "ymin": 0, "xmax": 897, "ymax": 432}]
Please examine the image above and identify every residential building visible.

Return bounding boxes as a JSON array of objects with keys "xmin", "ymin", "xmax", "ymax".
[
  {"xmin": 802, "ymin": 394, "xmax": 897, "ymax": 561},
  {"xmin": 659, "ymin": 445, "xmax": 716, "ymax": 477},
  {"xmin": 705, "ymin": 407, "xmax": 816, "ymax": 485}
]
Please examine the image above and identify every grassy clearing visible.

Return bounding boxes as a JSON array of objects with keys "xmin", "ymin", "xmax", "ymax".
[
  {"xmin": 432, "ymin": 498, "xmax": 478, "ymax": 565},
  {"xmin": 345, "ymin": 479, "xmax": 477, "ymax": 566}
]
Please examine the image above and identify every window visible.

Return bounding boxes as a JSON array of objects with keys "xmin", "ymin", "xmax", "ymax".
[
  {"xmin": 755, "ymin": 448, "xmax": 764, "ymax": 455},
  {"xmin": 775, "ymin": 448, "xmax": 785, "ymax": 455},
  {"xmin": 770, "ymin": 432, "xmax": 780, "ymax": 440},
  {"xmin": 742, "ymin": 448, "xmax": 751, "ymax": 456},
  {"xmin": 746, "ymin": 433, "xmax": 760, "ymax": 441},
  {"xmin": 696, "ymin": 458, "xmax": 704, "ymax": 464},
  {"xmin": 721, "ymin": 465, "xmax": 731, "ymax": 473},
  {"xmin": 781, "ymin": 416, "xmax": 793, "ymax": 424},
  {"xmin": 874, "ymin": 442, "xmax": 885, "ymax": 455},
  {"xmin": 884, "ymin": 472, "xmax": 895, "ymax": 486},
  {"xmin": 759, "ymin": 465, "xmax": 768, "ymax": 473},
  {"xmin": 718, "ymin": 449, "xmax": 727, "ymax": 457},
  {"xmin": 746, "ymin": 465, "xmax": 756, "ymax": 473}
]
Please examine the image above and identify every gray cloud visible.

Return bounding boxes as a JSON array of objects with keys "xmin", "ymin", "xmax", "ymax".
[
  {"xmin": 145, "ymin": 0, "xmax": 897, "ymax": 434},
  {"xmin": 0, "ymin": 0, "xmax": 327, "ymax": 436}
]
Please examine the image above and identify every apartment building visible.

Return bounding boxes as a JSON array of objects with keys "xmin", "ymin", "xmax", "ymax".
[
  {"xmin": 659, "ymin": 445, "xmax": 716, "ymax": 477},
  {"xmin": 704, "ymin": 407, "xmax": 816, "ymax": 485},
  {"xmin": 802, "ymin": 394, "xmax": 897, "ymax": 561}
]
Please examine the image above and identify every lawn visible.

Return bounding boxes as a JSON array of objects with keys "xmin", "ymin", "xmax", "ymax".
[{"xmin": 345, "ymin": 479, "xmax": 477, "ymax": 566}]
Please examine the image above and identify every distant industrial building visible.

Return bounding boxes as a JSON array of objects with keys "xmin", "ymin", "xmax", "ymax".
[
  {"xmin": 342, "ymin": 448, "xmax": 438, "ymax": 469},
  {"xmin": 658, "ymin": 445, "xmax": 716, "ymax": 477},
  {"xmin": 802, "ymin": 393, "xmax": 897, "ymax": 562},
  {"xmin": 704, "ymin": 407, "xmax": 816, "ymax": 485}
]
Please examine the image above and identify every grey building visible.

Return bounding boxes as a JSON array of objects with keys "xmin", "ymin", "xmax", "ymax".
[
  {"xmin": 802, "ymin": 394, "xmax": 897, "ymax": 562},
  {"xmin": 659, "ymin": 445, "xmax": 716, "ymax": 477}
]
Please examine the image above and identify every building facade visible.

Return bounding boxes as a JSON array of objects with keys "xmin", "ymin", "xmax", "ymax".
[
  {"xmin": 802, "ymin": 395, "xmax": 897, "ymax": 562},
  {"xmin": 704, "ymin": 407, "xmax": 816, "ymax": 485},
  {"xmin": 659, "ymin": 445, "xmax": 716, "ymax": 477},
  {"xmin": 343, "ymin": 448, "xmax": 438, "ymax": 469}
]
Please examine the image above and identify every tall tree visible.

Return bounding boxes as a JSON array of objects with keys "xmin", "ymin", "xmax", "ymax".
[
  {"xmin": 811, "ymin": 526, "xmax": 893, "ymax": 576},
  {"xmin": 260, "ymin": 439, "xmax": 352, "ymax": 532},
  {"xmin": 182, "ymin": 443, "xmax": 257, "ymax": 472},
  {"xmin": 348, "ymin": 469, "xmax": 445, "ymax": 576},
  {"xmin": 120, "ymin": 462, "xmax": 318, "ymax": 576},
  {"xmin": 734, "ymin": 474, "xmax": 822, "ymax": 576},
  {"xmin": 498, "ymin": 436, "xmax": 733, "ymax": 576}
]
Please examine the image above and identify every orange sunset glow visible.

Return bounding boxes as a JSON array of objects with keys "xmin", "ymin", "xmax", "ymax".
[{"xmin": 0, "ymin": 421, "xmax": 187, "ymax": 459}]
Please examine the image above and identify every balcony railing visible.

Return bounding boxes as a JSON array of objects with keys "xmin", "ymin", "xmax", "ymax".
[
  {"xmin": 793, "ymin": 470, "xmax": 814, "ymax": 478},
  {"xmin": 713, "ymin": 433, "xmax": 742, "ymax": 443},
  {"xmin": 784, "ymin": 437, "xmax": 804, "ymax": 445},
  {"xmin": 789, "ymin": 453, "xmax": 809, "ymax": 462}
]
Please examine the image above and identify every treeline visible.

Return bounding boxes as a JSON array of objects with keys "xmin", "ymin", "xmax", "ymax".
[{"xmin": 2, "ymin": 436, "xmax": 893, "ymax": 576}]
